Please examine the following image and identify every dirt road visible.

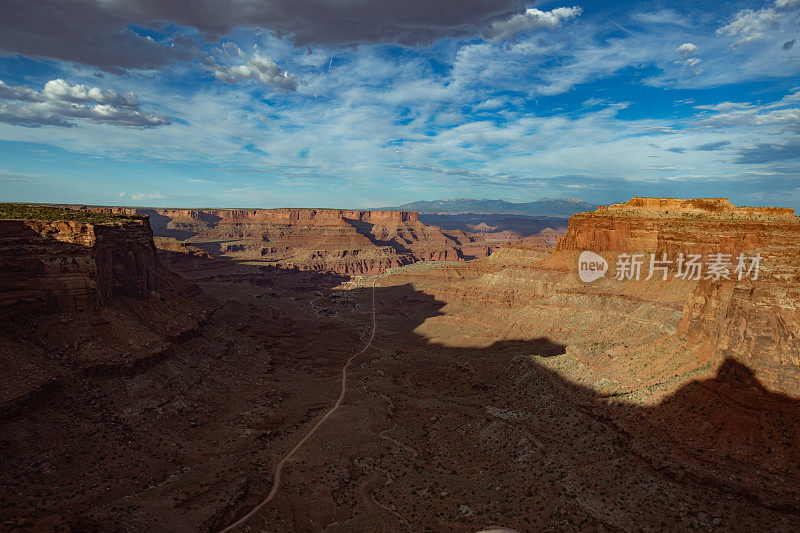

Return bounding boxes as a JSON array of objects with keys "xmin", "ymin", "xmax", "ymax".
[{"xmin": 219, "ymin": 282, "xmax": 376, "ymax": 532}]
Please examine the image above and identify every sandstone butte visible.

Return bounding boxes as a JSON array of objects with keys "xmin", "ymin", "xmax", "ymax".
[
  {"xmin": 377, "ymin": 196, "xmax": 800, "ymax": 397},
  {"xmin": 559, "ymin": 197, "xmax": 800, "ymax": 396},
  {"xmin": 1, "ymin": 197, "xmax": 800, "ymax": 531},
  {"xmin": 80, "ymin": 206, "xmax": 497, "ymax": 275}
]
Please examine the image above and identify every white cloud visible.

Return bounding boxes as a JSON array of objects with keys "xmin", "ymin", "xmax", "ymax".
[
  {"xmin": 474, "ymin": 98, "xmax": 504, "ymax": 110},
  {"xmin": 677, "ymin": 42, "xmax": 697, "ymax": 57},
  {"xmin": 2, "ymin": 4, "xmax": 800, "ymax": 207},
  {"xmin": 717, "ymin": 6, "xmax": 782, "ymax": 46},
  {"xmin": 694, "ymin": 101, "xmax": 754, "ymax": 112},
  {"xmin": 0, "ymin": 79, "xmax": 170, "ymax": 127},
  {"xmin": 213, "ymin": 52, "xmax": 299, "ymax": 91},
  {"xmin": 41, "ymin": 79, "xmax": 138, "ymax": 106},
  {"xmin": 775, "ymin": 0, "xmax": 800, "ymax": 10},
  {"xmin": 695, "ymin": 91, "xmax": 800, "ymax": 131},
  {"xmin": 484, "ymin": 6, "xmax": 582, "ymax": 41},
  {"xmin": 456, "ymin": 2, "xmax": 799, "ymax": 95},
  {"xmin": 678, "ymin": 57, "xmax": 702, "ymax": 67},
  {"xmin": 632, "ymin": 10, "xmax": 691, "ymax": 26},
  {"xmin": 130, "ymin": 191, "xmax": 167, "ymax": 201},
  {"xmin": 220, "ymin": 41, "xmax": 244, "ymax": 57}
]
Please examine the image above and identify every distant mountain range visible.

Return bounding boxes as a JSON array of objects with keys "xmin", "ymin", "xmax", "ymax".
[{"xmin": 382, "ymin": 198, "xmax": 597, "ymax": 218}]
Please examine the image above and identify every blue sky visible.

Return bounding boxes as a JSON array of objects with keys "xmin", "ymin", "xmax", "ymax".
[{"xmin": 0, "ymin": 0, "xmax": 799, "ymax": 209}]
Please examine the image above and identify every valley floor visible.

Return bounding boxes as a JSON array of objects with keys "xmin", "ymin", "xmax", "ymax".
[{"xmin": 2, "ymin": 252, "xmax": 799, "ymax": 531}]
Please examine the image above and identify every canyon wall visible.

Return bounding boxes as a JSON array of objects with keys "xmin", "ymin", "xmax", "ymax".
[
  {"xmin": 83, "ymin": 207, "xmax": 493, "ymax": 275},
  {"xmin": 377, "ymin": 197, "xmax": 799, "ymax": 397},
  {"xmin": 0, "ymin": 211, "xmax": 205, "ymax": 421},
  {"xmin": 0, "ymin": 217, "xmax": 159, "ymax": 315},
  {"xmin": 557, "ymin": 197, "xmax": 800, "ymax": 396},
  {"xmin": 558, "ymin": 197, "xmax": 797, "ymax": 269}
]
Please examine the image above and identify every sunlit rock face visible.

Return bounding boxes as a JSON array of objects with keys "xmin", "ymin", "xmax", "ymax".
[
  {"xmin": 556, "ymin": 197, "xmax": 800, "ymax": 397},
  {"xmin": 374, "ymin": 197, "xmax": 799, "ymax": 396},
  {"xmin": 87, "ymin": 207, "xmax": 494, "ymax": 275}
]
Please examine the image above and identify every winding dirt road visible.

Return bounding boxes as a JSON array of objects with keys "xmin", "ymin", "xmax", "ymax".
[{"xmin": 219, "ymin": 281, "xmax": 376, "ymax": 532}]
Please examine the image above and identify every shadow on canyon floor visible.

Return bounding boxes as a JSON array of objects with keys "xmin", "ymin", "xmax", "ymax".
[
  {"xmin": 1, "ymin": 244, "xmax": 799, "ymax": 530},
  {"xmin": 161, "ymin": 250, "xmax": 800, "ymax": 527}
]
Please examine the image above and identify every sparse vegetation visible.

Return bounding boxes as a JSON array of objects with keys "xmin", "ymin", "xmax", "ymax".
[{"xmin": 0, "ymin": 202, "xmax": 141, "ymax": 223}]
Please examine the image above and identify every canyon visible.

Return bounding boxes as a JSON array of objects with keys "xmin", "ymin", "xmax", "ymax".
[
  {"xmin": 1, "ymin": 198, "xmax": 798, "ymax": 531},
  {"xmin": 83, "ymin": 207, "xmax": 504, "ymax": 276}
]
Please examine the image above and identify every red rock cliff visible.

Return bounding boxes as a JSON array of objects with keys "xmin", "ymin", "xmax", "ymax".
[
  {"xmin": 0, "ymin": 217, "xmax": 159, "ymax": 315},
  {"xmin": 557, "ymin": 197, "xmax": 800, "ymax": 396},
  {"xmin": 82, "ymin": 206, "xmax": 489, "ymax": 275}
]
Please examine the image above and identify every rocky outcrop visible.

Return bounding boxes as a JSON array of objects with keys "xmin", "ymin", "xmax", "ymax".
[
  {"xmin": 373, "ymin": 196, "xmax": 800, "ymax": 395},
  {"xmin": 83, "ymin": 206, "xmax": 493, "ymax": 275},
  {"xmin": 556, "ymin": 197, "xmax": 800, "ymax": 396},
  {"xmin": 606, "ymin": 197, "xmax": 795, "ymax": 218},
  {"xmin": 0, "ymin": 210, "xmax": 207, "ymax": 424},
  {"xmin": 0, "ymin": 218, "xmax": 159, "ymax": 315},
  {"xmin": 679, "ymin": 279, "xmax": 800, "ymax": 395},
  {"xmin": 558, "ymin": 197, "xmax": 795, "ymax": 262}
]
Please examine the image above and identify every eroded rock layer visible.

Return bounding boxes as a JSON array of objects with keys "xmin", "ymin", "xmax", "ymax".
[
  {"xmin": 0, "ymin": 218, "xmax": 159, "ymax": 315},
  {"xmin": 375, "ymin": 197, "xmax": 800, "ymax": 396},
  {"xmin": 364, "ymin": 197, "xmax": 800, "ymax": 516},
  {"xmin": 86, "ymin": 207, "xmax": 493, "ymax": 275},
  {"xmin": 0, "ymin": 212, "xmax": 204, "ymax": 423},
  {"xmin": 558, "ymin": 196, "xmax": 800, "ymax": 396}
]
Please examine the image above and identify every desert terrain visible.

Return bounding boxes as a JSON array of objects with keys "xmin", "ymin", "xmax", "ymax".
[{"xmin": 1, "ymin": 198, "xmax": 799, "ymax": 532}]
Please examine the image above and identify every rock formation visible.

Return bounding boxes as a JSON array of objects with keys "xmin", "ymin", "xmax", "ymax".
[
  {"xmin": 0, "ymin": 209, "xmax": 203, "ymax": 416},
  {"xmin": 364, "ymin": 197, "xmax": 800, "ymax": 518},
  {"xmin": 82, "ymin": 207, "xmax": 494, "ymax": 275},
  {"xmin": 557, "ymin": 197, "xmax": 800, "ymax": 396},
  {"xmin": 0, "ymin": 217, "xmax": 159, "ymax": 315},
  {"xmin": 2, "ymin": 198, "xmax": 799, "ymax": 531}
]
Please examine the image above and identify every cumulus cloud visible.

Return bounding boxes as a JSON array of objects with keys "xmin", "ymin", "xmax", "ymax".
[
  {"xmin": 213, "ymin": 53, "xmax": 299, "ymax": 91},
  {"xmin": 0, "ymin": 0, "xmax": 524, "ymax": 70},
  {"xmin": 0, "ymin": 79, "xmax": 170, "ymax": 128},
  {"xmin": 41, "ymin": 79, "xmax": 138, "ymax": 106},
  {"xmin": 674, "ymin": 42, "xmax": 702, "ymax": 70},
  {"xmin": 677, "ymin": 43, "xmax": 697, "ymax": 57},
  {"xmin": 484, "ymin": 6, "xmax": 583, "ymax": 41},
  {"xmin": 717, "ymin": 6, "xmax": 783, "ymax": 46}
]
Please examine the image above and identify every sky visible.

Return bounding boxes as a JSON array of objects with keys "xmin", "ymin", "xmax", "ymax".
[{"xmin": 0, "ymin": 0, "xmax": 799, "ymax": 209}]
